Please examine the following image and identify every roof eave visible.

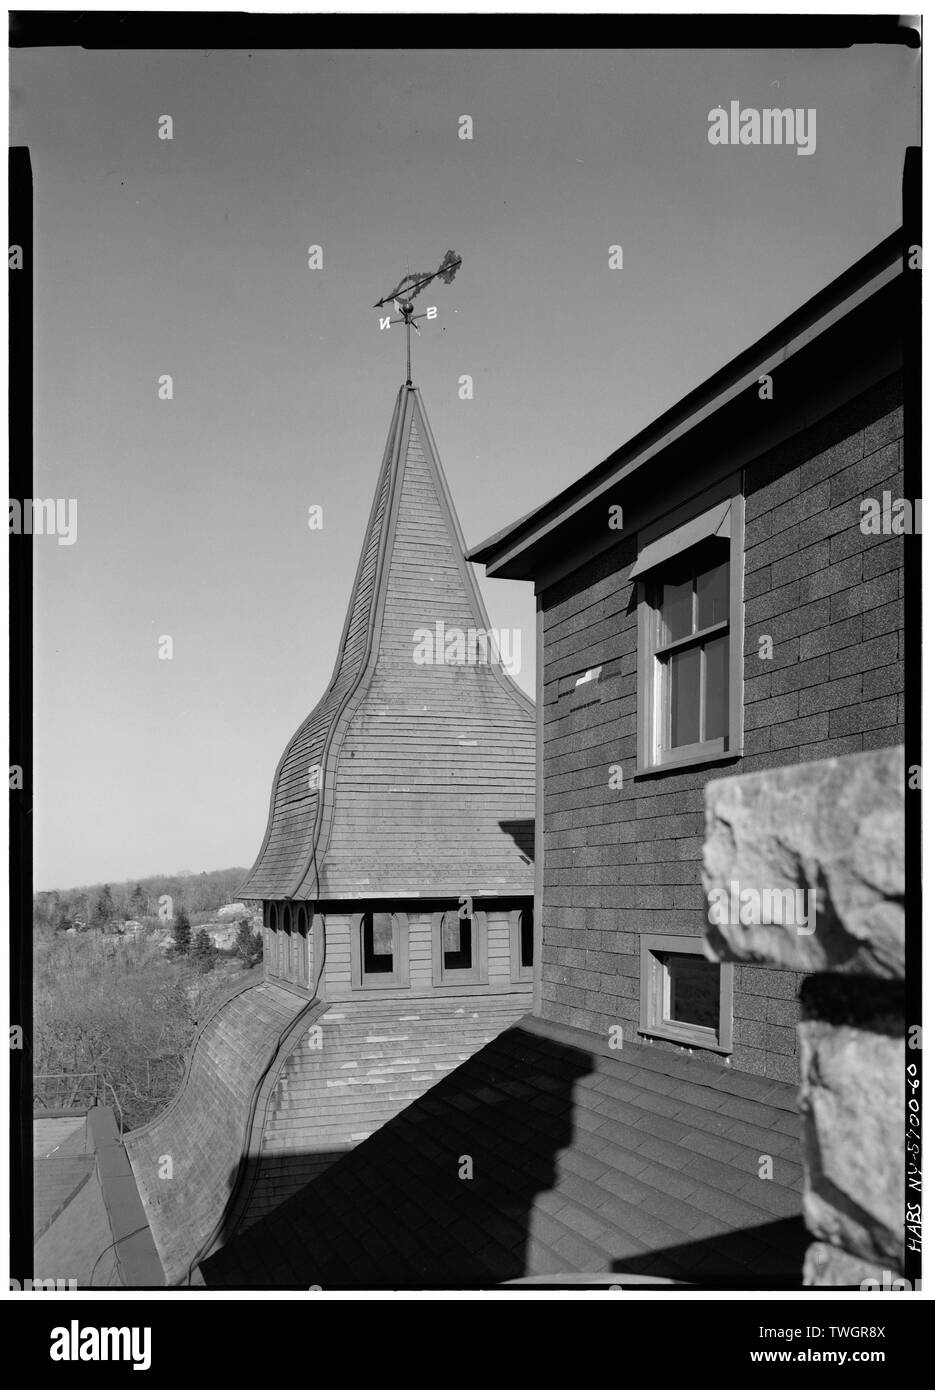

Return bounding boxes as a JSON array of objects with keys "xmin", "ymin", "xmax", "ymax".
[{"xmin": 467, "ymin": 229, "xmax": 905, "ymax": 579}]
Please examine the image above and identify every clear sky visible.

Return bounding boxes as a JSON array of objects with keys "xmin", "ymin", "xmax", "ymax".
[{"xmin": 12, "ymin": 43, "xmax": 918, "ymax": 891}]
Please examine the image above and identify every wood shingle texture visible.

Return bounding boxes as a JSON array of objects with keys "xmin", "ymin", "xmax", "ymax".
[
  {"xmin": 227, "ymin": 995, "xmax": 528, "ymax": 1233},
  {"xmin": 201, "ymin": 1017, "xmax": 807, "ymax": 1289},
  {"xmin": 240, "ymin": 385, "xmax": 535, "ymax": 902},
  {"xmin": 124, "ymin": 973, "xmax": 315, "ymax": 1285}
]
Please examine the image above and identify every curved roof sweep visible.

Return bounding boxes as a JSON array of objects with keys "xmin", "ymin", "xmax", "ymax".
[
  {"xmin": 124, "ymin": 973, "xmax": 314, "ymax": 1285},
  {"xmin": 241, "ymin": 385, "xmax": 536, "ymax": 902}
]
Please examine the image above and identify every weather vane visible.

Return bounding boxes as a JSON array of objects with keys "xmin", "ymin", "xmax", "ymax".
[{"xmin": 374, "ymin": 250, "xmax": 462, "ymax": 386}]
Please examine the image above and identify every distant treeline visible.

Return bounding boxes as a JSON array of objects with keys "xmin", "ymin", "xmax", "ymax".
[{"xmin": 34, "ymin": 867, "xmax": 251, "ymax": 931}]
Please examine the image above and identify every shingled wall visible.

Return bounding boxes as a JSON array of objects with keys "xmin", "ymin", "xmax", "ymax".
[{"xmin": 538, "ymin": 372, "xmax": 904, "ymax": 1080}]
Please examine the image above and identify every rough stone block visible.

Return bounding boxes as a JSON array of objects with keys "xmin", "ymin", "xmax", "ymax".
[
  {"xmin": 803, "ymin": 1241, "xmax": 902, "ymax": 1289},
  {"xmin": 799, "ymin": 978, "xmax": 904, "ymax": 1271},
  {"xmin": 702, "ymin": 746, "xmax": 904, "ymax": 977}
]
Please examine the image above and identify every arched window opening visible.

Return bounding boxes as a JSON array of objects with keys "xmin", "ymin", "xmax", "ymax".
[
  {"xmin": 296, "ymin": 904, "xmax": 309, "ymax": 987},
  {"xmin": 520, "ymin": 907, "xmax": 534, "ymax": 969},
  {"xmin": 351, "ymin": 911, "xmax": 409, "ymax": 990},
  {"xmin": 442, "ymin": 909, "xmax": 473, "ymax": 972},
  {"xmin": 266, "ymin": 901, "xmax": 280, "ymax": 977},
  {"xmin": 433, "ymin": 908, "xmax": 487, "ymax": 987},
  {"xmin": 363, "ymin": 911, "xmax": 395, "ymax": 974}
]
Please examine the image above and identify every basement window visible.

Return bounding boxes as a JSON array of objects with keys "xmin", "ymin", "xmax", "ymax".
[
  {"xmin": 639, "ymin": 934, "xmax": 733, "ymax": 1053},
  {"xmin": 350, "ymin": 911, "xmax": 409, "ymax": 990}
]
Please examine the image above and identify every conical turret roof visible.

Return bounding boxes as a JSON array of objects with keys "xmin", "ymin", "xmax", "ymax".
[{"xmin": 241, "ymin": 385, "xmax": 535, "ymax": 902}]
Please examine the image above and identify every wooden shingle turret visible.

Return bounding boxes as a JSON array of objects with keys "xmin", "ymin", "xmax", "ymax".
[
  {"xmin": 127, "ymin": 385, "xmax": 537, "ymax": 1287},
  {"xmin": 241, "ymin": 385, "xmax": 535, "ymax": 904}
]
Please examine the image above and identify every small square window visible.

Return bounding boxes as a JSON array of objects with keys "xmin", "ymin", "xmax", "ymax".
[
  {"xmin": 351, "ymin": 911, "xmax": 409, "ymax": 989},
  {"xmin": 639, "ymin": 934, "xmax": 733, "ymax": 1053}
]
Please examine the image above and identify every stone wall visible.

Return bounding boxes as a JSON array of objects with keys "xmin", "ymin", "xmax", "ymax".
[{"xmin": 702, "ymin": 745, "xmax": 905, "ymax": 1286}]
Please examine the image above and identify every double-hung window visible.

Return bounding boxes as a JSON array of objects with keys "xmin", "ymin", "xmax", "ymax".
[{"xmin": 635, "ymin": 490, "xmax": 743, "ymax": 773}]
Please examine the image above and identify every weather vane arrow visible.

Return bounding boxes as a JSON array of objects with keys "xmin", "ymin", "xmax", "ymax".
[{"xmin": 373, "ymin": 250, "xmax": 462, "ymax": 386}]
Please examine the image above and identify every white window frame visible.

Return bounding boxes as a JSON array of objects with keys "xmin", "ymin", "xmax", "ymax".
[{"xmin": 635, "ymin": 486, "xmax": 744, "ymax": 775}]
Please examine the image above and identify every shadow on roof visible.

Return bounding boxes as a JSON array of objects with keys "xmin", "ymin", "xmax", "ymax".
[{"xmin": 200, "ymin": 1021, "xmax": 807, "ymax": 1290}]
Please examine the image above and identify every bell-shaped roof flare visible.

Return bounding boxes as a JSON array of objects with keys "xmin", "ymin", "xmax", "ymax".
[{"xmin": 241, "ymin": 385, "xmax": 535, "ymax": 902}]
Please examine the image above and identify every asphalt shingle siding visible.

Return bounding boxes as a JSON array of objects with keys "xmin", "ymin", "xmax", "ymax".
[{"xmin": 539, "ymin": 373, "xmax": 904, "ymax": 1080}]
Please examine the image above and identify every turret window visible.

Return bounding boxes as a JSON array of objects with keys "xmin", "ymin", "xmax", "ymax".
[
  {"xmin": 433, "ymin": 908, "xmax": 488, "ymax": 986},
  {"xmin": 351, "ymin": 910, "xmax": 409, "ymax": 989},
  {"xmin": 296, "ymin": 904, "xmax": 310, "ymax": 987},
  {"xmin": 510, "ymin": 905, "xmax": 535, "ymax": 982},
  {"xmin": 265, "ymin": 901, "xmax": 280, "ymax": 977},
  {"xmin": 364, "ymin": 912, "xmax": 395, "ymax": 974}
]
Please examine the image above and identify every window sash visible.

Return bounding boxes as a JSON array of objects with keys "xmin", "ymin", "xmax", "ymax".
[
  {"xmin": 636, "ymin": 488, "xmax": 743, "ymax": 775},
  {"xmin": 653, "ymin": 616, "xmax": 728, "ymax": 660},
  {"xmin": 656, "ymin": 631, "xmax": 729, "ymax": 755}
]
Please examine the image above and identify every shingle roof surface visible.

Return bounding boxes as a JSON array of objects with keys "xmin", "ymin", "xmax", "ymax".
[
  {"xmin": 232, "ymin": 996, "xmax": 528, "ymax": 1233},
  {"xmin": 125, "ymin": 975, "xmax": 313, "ymax": 1284},
  {"xmin": 202, "ymin": 1016, "xmax": 807, "ymax": 1289},
  {"xmin": 240, "ymin": 385, "xmax": 535, "ymax": 901}
]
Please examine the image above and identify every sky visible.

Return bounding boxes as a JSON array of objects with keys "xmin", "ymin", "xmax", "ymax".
[{"xmin": 11, "ymin": 42, "xmax": 918, "ymax": 891}]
